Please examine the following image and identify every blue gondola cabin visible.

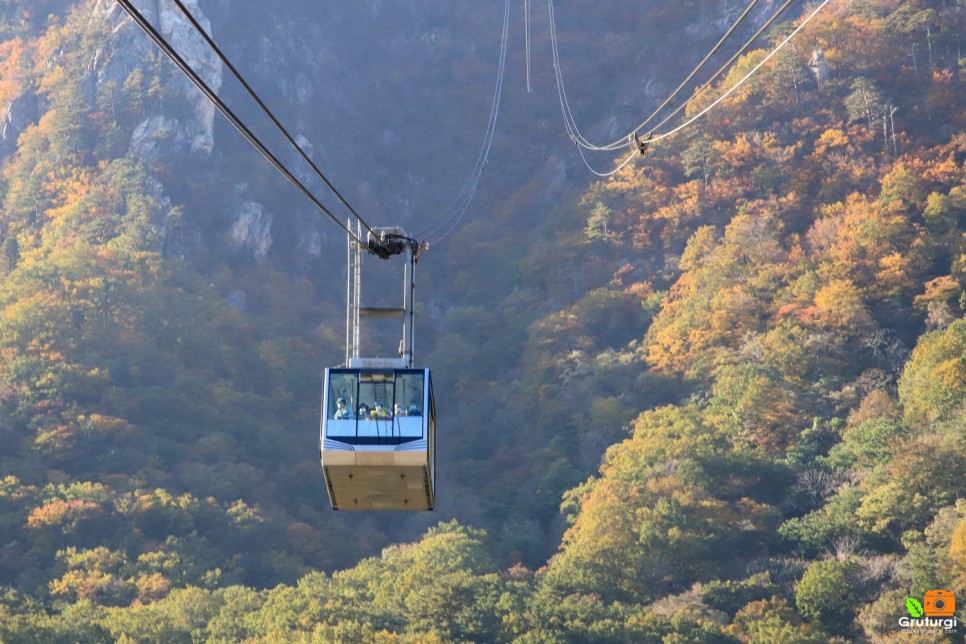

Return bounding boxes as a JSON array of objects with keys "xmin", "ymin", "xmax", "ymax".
[{"xmin": 321, "ymin": 362, "xmax": 435, "ymax": 510}]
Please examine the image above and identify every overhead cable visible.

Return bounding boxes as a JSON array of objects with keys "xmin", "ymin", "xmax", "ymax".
[
  {"xmin": 525, "ymin": 0, "xmax": 532, "ymax": 93},
  {"xmin": 609, "ymin": 0, "xmax": 762, "ymax": 149},
  {"xmin": 624, "ymin": 0, "xmax": 797, "ymax": 148},
  {"xmin": 413, "ymin": 0, "xmax": 511, "ymax": 244},
  {"xmin": 646, "ymin": 0, "xmax": 831, "ymax": 144},
  {"xmin": 169, "ymin": 0, "xmax": 379, "ymax": 242},
  {"xmin": 551, "ymin": 0, "xmax": 785, "ymax": 153},
  {"xmin": 549, "ymin": 0, "xmax": 762, "ymax": 152},
  {"xmin": 555, "ymin": 0, "xmax": 831, "ymax": 177},
  {"xmin": 115, "ymin": 0, "xmax": 370, "ymax": 246}
]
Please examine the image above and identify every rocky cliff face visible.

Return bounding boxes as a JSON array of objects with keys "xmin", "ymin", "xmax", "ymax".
[
  {"xmin": 93, "ymin": 0, "xmax": 285, "ymax": 262},
  {"xmin": 96, "ymin": 0, "xmax": 222, "ymax": 156},
  {"xmin": 0, "ymin": 92, "xmax": 39, "ymax": 158}
]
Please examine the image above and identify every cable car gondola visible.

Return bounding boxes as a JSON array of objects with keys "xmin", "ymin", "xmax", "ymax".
[{"xmin": 321, "ymin": 226, "xmax": 436, "ymax": 510}]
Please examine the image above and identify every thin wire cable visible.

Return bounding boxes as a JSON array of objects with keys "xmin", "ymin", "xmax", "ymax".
[
  {"xmin": 547, "ymin": 0, "xmax": 592, "ymax": 149},
  {"xmin": 414, "ymin": 0, "xmax": 510, "ymax": 244},
  {"xmin": 649, "ymin": 0, "xmax": 829, "ymax": 144},
  {"xmin": 420, "ymin": 1, "xmax": 508, "ymax": 243},
  {"xmin": 623, "ymin": 0, "xmax": 760, "ymax": 140},
  {"xmin": 550, "ymin": 0, "xmax": 759, "ymax": 150},
  {"xmin": 550, "ymin": 0, "xmax": 794, "ymax": 153},
  {"xmin": 168, "ymin": 0, "xmax": 379, "ymax": 242},
  {"xmin": 567, "ymin": 0, "xmax": 832, "ymax": 178},
  {"xmin": 633, "ymin": 0, "xmax": 796, "ymax": 146},
  {"xmin": 433, "ymin": 0, "xmax": 509, "ymax": 242},
  {"xmin": 547, "ymin": 0, "xmax": 627, "ymax": 175},
  {"xmin": 574, "ymin": 141, "xmax": 638, "ymax": 178},
  {"xmin": 115, "ymin": 0, "xmax": 366, "ymax": 245},
  {"xmin": 525, "ymin": 0, "xmax": 531, "ymax": 93}
]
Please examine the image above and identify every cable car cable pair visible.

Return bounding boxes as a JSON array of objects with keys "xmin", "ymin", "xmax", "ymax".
[
  {"xmin": 165, "ymin": 0, "xmax": 380, "ymax": 247},
  {"xmin": 553, "ymin": 0, "xmax": 767, "ymax": 154},
  {"xmin": 413, "ymin": 0, "xmax": 511, "ymax": 245},
  {"xmin": 121, "ymin": 0, "xmax": 509, "ymax": 248},
  {"xmin": 114, "ymin": 0, "xmax": 378, "ymax": 248},
  {"xmin": 549, "ymin": 0, "xmax": 831, "ymax": 177},
  {"xmin": 549, "ymin": 0, "xmax": 781, "ymax": 154},
  {"xmin": 615, "ymin": 0, "xmax": 797, "ymax": 152}
]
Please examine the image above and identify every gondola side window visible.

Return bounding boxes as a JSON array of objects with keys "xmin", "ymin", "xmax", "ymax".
[
  {"xmin": 394, "ymin": 371, "xmax": 424, "ymax": 438},
  {"xmin": 327, "ymin": 372, "xmax": 359, "ymax": 436}
]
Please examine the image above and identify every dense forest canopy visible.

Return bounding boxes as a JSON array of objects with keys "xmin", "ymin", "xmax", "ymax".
[{"xmin": 0, "ymin": 0, "xmax": 964, "ymax": 641}]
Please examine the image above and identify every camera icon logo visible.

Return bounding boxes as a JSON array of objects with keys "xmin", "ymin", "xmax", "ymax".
[{"xmin": 923, "ymin": 589, "xmax": 956, "ymax": 617}]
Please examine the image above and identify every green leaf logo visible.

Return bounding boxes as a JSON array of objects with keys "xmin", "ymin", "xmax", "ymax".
[{"xmin": 906, "ymin": 597, "xmax": 924, "ymax": 618}]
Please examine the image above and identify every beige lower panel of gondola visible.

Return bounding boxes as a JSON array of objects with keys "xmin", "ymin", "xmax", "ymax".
[{"xmin": 324, "ymin": 450, "xmax": 433, "ymax": 510}]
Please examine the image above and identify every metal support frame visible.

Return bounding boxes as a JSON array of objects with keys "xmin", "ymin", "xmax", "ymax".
[
  {"xmin": 345, "ymin": 220, "xmax": 363, "ymax": 366},
  {"xmin": 401, "ymin": 249, "xmax": 416, "ymax": 367},
  {"xmin": 345, "ymin": 223, "xmax": 418, "ymax": 368}
]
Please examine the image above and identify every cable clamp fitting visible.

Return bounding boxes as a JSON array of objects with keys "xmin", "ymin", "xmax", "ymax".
[{"xmin": 630, "ymin": 131, "xmax": 653, "ymax": 156}]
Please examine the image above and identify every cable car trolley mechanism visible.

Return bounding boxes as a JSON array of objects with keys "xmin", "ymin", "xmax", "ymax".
[{"xmin": 320, "ymin": 225, "xmax": 436, "ymax": 510}]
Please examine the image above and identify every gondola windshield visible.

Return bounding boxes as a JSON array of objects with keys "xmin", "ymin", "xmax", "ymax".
[{"xmin": 325, "ymin": 369, "xmax": 425, "ymax": 444}]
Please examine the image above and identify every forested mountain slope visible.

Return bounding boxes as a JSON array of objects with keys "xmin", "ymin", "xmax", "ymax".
[{"xmin": 0, "ymin": 0, "xmax": 965, "ymax": 641}]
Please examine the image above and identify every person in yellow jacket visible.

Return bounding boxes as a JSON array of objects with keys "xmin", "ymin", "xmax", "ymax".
[{"xmin": 369, "ymin": 401, "xmax": 391, "ymax": 420}]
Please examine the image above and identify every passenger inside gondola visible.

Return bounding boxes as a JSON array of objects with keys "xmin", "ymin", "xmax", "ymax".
[
  {"xmin": 327, "ymin": 372, "xmax": 359, "ymax": 421},
  {"xmin": 334, "ymin": 397, "xmax": 352, "ymax": 419},
  {"xmin": 370, "ymin": 401, "xmax": 391, "ymax": 419}
]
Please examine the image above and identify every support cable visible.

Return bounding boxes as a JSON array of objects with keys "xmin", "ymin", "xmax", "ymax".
[
  {"xmin": 608, "ymin": 0, "xmax": 796, "ymax": 151},
  {"xmin": 115, "ymin": 0, "xmax": 371, "ymax": 246},
  {"xmin": 168, "ymin": 0, "xmax": 380, "ymax": 242},
  {"xmin": 525, "ymin": 0, "xmax": 532, "ymax": 93},
  {"xmin": 550, "ymin": 0, "xmax": 785, "ymax": 153},
  {"xmin": 547, "ymin": 0, "xmax": 589, "ymax": 149},
  {"xmin": 413, "ymin": 0, "xmax": 511, "ymax": 244},
  {"xmin": 621, "ymin": 0, "xmax": 760, "ymax": 143},
  {"xmin": 558, "ymin": 0, "xmax": 830, "ymax": 177},
  {"xmin": 639, "ymin": 0, "xmax": 830, "ymax": 145}
]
